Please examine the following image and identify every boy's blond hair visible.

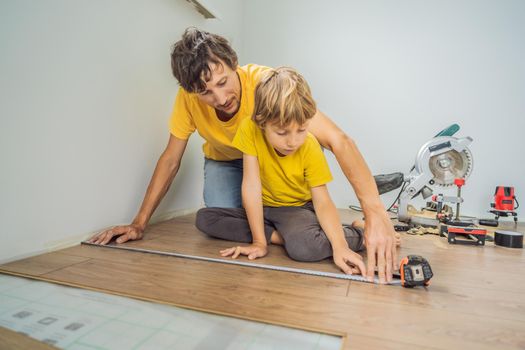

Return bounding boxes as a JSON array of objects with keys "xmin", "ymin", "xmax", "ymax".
[{"xmin": 252, "ymin": 67, "xmax": 317, "ymax": 128}]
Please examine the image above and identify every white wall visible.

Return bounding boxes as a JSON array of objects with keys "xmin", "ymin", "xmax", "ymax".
[
  {"xmin": 0, "ymin": 0, "xmax": 244, "ymax": 263},
  {"xmin": 241, "ymin": 0, "xmax": 525, "ymax": 216},
  {"xmin": 2, "ymin": 0, "xmax": 524, "ymax": 263}
]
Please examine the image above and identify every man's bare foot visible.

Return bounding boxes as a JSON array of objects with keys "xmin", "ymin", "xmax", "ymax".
[
  {"xmin": 270, "ymin": 230, "xmax": 284, "ymax": 245},
  {"xmin": 351, "ymin": 219, "xmax": 401, "ymax": 246}
]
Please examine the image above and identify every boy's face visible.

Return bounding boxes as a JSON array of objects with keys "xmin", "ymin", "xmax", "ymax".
[
  {"xmin": 196, "ymin": 60, "xmax": 241, "ymax": 117},
  {"xmin": 263, "ymin": 120, "xmax": 310, "ymax": 157}
]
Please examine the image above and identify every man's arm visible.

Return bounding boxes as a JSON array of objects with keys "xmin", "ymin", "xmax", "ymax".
[
  {"xmin": 88, "ymin": 134, "xmax": 188, "ymax": 245},
  {"xmin": 308, "ymin": 110, "xmax": 397, "ymax": 283},
  {"xmin": 220, "ymin": 154, "xmax": 268, "ymax": 260}
]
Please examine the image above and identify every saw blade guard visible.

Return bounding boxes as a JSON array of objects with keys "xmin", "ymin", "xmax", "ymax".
[
  {"xmin": 415, "ymin": 136, "xmax": 474, "ymax": 186},
  {"xmin": 398, "ymin": 136, "xmax": 474, "ymax": 222}
]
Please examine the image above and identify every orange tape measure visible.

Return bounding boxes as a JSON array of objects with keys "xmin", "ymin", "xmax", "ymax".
[{"xmin": 399, "ymin": 255, "xmax": 433, "ymax": 288}]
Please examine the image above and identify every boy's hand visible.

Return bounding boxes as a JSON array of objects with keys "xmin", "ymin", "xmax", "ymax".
[
  {"xmin": 220, "ymin": 243, "xmax": 268, "ymax": 260},
  {"xmin": 333, "ymin": 247, "xmax": 366, "ymax": 275}
]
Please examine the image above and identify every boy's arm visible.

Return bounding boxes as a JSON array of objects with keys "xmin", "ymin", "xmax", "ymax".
[
  {"xmin": 311, "ymin": 185, "xmax": 366, "ymax": 275},
  {"xmin": 308, "ymin": 109, "xmax": 396, "ymax": 283},
  {"xmin": 242, "ymin": 154, "xmax": 268, "ymax": 246},
  {"xmin": 220, "ymin": 154, "xmax": 268, "ymax": 260}
]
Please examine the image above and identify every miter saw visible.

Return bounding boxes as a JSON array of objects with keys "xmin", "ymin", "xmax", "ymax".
[{"xmin": 397, "ymin": 125, "xmax": 474, "ymax": 224}]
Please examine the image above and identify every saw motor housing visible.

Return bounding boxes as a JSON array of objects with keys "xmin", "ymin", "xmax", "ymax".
[{"xmin": 398, "ymin": 136, "xmax": 473, "ymax": 223}]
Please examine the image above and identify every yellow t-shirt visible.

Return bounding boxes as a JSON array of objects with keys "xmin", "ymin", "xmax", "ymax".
[
  {"xmin": 233, "ymin": 118, "xmax": 333, "ymax": 207},
  {"xmin": 169, "ymin": 64, "xmax": 270, "ymax": 161}
]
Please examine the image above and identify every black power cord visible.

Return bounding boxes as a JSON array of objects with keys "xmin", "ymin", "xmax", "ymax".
[{"xmin": 348, "ymin": 180, "xmax": 408, "ymax": 216}]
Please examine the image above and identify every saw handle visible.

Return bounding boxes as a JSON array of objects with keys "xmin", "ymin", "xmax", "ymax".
[{"xmin": 434, "ymin": 123, "xmax": 460, "ymax": 137}]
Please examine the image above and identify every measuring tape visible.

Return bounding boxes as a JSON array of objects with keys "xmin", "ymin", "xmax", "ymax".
[{"xmin": 82, "ymin": 242, "xmax": 402, "ymax": 285}]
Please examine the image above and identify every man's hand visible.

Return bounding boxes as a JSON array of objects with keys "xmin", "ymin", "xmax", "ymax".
[
  {"xmin": 364, "ymin": 212, "xmax": 397, "ymax": 284},
  {"xmin": 333, "ymin": 247, "xmax": 366, "ymax": 275},
  {"xmin": 220, "ymin": 243, "xmax": 268, "ymax": 260},
  {"xmin": 87, "ymin": 224, "xmax": 144, "ymax": 245}
]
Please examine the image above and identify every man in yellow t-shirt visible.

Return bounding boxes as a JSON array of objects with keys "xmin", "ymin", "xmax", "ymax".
[
  {"xmin": 89, "ymin": 27, "xmax": 398, "ymax": 284},
  {"xmin": 169, "ymin": 62, "xmax": 269, "ymax": 207},
  {"xmin": 196, "ymin": 67, "xmax": 366, "ymax": 274}
]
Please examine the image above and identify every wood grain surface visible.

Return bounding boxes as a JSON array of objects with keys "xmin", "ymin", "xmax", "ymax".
[
  {"xmin": 0, "ymin": 326, "xmax": 58, "ymax": 350},
  {"xmin": 1, "ymin": 211, "xmax": 524, "ymax": 349}
]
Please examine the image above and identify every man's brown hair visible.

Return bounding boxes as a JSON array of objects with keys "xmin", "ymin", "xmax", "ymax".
[
  {"xmin": 171, "ymin": 27, "xmax": 238, "ymax": 93},
  {"xmin": 252, "ymin": 67, "xmax": 317, "ymax": 128}
]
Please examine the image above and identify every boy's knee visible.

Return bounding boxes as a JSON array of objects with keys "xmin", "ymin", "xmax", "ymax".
[
  {"xmin": 195, "ymin": 208, "xmax": 213, "ymax": 234},
  {"xmin": 285, "ymin": 238, "xmax": 326, "ymax": 262},
  {"xmin": 344, "ymin": 226, "xmax": 365, "ymax": 252}
]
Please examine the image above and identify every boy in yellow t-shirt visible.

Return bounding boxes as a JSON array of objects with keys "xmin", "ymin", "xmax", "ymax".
[{"xmin": 196, "ymin": 67, "xmax": 366, "ymax": 274}]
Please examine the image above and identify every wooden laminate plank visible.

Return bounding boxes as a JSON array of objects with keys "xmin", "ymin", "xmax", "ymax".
[
  {"xmin": 100, "ymin": 218, "xmax": 345, "ymax": 275},
  {"xmin": 47, "ymin": 245, "xmax": 350, "ymax": 298},
  {"xmin": 0, "ymin": 253, "xmax": 90, "ymax": 276},
  {"xmin": 0, "ymin": 326, "xmax": 58, "ymax": 350}
]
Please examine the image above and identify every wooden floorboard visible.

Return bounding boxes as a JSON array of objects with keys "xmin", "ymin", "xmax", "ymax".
[
  {"xmin": 93, "ymin": 217, "xmax": 346, "ymax": 275},
  {"xmin": 1, "ymin": 212, "xmax": 524, "ymax": 349},
  {"xmin": 0, "ymin": 326, "xmax": 58, "ymax": 350},
  {"xmin": 0, "ymin": 253, "xmax": 90, "ymax": 276}
]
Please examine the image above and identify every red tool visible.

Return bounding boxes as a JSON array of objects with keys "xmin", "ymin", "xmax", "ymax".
[
  {"xmin": 490, "ymin": 186, "xmax": 519, "ymax": 223},
  {"xmin": 444, "ymin": 226, "xmax": 487, "ymax": 246}
]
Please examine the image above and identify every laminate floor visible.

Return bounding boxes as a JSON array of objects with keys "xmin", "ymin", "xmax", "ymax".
[{"xmin": 1, "ymin": 211, "xmax": 524, "ymax": 349}]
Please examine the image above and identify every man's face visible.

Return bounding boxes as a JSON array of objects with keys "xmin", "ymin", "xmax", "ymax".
[
  {"xmin": 196, "ymin": 60, "xmax": 240, "ymax": 117},
  {"xmin": 263, "ymin": 120, "xmax": 310, "ymax": 157}
]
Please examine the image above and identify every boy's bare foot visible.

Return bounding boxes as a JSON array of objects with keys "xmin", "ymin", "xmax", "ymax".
[
  {"xmin": 351, "ymin": 219, "xmax": 401, "ymax": 246},
  {"xmin": 270, "ymin": 230, "xmax": 285, "ymax": 245}
]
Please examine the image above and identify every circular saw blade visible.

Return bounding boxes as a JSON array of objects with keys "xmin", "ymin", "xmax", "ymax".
[{"xmin": 429, "ymin": 149, "xmax": 473, "ymax": 186}]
